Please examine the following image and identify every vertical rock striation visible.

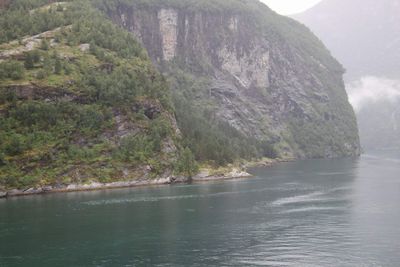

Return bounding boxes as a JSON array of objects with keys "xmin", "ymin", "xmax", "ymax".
[
  {"xmin": 103, "ymin": 0, "xmax": 360, "ymax": 159},
  {"xmin": 158, "ymin": 9, "xmax": 178, "ymax": 61}
]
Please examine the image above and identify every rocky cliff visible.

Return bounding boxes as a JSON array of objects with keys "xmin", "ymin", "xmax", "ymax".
[{"xmin": 100, "ymin": 0, "xmax": 360, "ymax": 158}]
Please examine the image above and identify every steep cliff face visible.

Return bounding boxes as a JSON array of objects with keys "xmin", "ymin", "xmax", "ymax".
[{"xmin": 102, "ymin": 0, "xmax": 360, "ymax": 158}]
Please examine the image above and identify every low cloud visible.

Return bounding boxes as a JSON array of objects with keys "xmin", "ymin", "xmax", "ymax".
[{"xmin": 347, "ymin": 76, "xmax": 400, "ymax": 112}]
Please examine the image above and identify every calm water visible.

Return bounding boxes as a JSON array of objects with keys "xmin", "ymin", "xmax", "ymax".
[{"xmin": 1, "ymin": 151, "xmax": 400, "ymax": 266}]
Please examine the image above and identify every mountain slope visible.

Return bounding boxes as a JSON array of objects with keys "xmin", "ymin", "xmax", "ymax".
[
  {"xmin": 0, "ymin": 0, "xmax": 182, "ymax": 189},
  {"xmin": 293, "ymin": 0, "xmax": 400, "ymax": 80},
  {"xmin": 97, "ymin": 0, "xmax": 360, "ymax": 159},
  {"xmin": 0, "ymin": 0, "xmax": 361, "ymax": 192}
]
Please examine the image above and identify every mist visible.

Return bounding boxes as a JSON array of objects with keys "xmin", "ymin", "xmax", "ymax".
[
  {"xmin": 293, "ymin": 0, "xmax": 400, "ymax": 151},
  {"xmin": 345, "ymin": 77, "xmax": 400, "ymax": 150},
  {"xmin": 347, "ymin": 76, "xmax": 400, "ymax": 113}
]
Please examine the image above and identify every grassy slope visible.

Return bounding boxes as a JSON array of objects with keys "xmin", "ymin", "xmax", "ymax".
[{"xmin": 0, "ymin": 0, "xmax": 180, "ymax": 190}]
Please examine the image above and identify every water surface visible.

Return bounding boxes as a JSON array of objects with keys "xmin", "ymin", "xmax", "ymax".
[{"xmin": 1, "ymin": 151, "xmax": 400, "ymax": 266}]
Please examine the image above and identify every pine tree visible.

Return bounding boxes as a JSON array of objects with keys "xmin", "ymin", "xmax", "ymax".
[{"xmin": 31, "ymin": 50, "xmax": 41, "ymax": 63}]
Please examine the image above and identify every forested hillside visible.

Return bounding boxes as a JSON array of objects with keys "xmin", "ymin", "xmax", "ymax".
[
  {"xmin": 0, "ymin": 0, "xmax": 185, "ymax": 189},
  {"xmin": 0, "ymin": 0, "xmax": 278, "ymax": 191},
  {"xmin": 0, "ymin": 0, "xmax": 360, "ymax": 192}
]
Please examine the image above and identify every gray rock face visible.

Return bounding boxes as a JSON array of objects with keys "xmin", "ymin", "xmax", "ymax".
[{"xmin": 106, "ymin": 1, "xmax": 360, "ymax": 158}]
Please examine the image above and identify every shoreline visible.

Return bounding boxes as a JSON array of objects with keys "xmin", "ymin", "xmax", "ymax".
[{"xmin": 0, "ymin": 158, "xmax": 290, "ymax": 199}]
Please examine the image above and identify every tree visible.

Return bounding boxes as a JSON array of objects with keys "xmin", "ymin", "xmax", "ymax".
[
  {"xmin": 36, "ymin": 70, "xmax": 47, "ymax": 79},
  {"xmin": 43, "ymin": 55, "xmax": 52, "ymax": 74},
  {"xmin": 5, "ymin": 134, "xmax": 25, "ymax": 156},
  {"xmin": 54, "ymin": 57, "xmax": 62, "ymax": 74},
  {"xmin": 24, "ymin": 53, "xmax": 34, "ymax": 69},
  {"xmin": 40, "ymin": 39, "xmax": 49, "ymax": 50},
  {"xmin": 0, "ymin": 153, "xmax": 7, "ymax": 166},
  {"xmin": 31, "ymin": 50, "xmax": 41, "ymax": 63},
  {"xmin": 24, "ymin": 50, "xmax": 41, "ymax": 69},
  {"xmin": 56, "ymin": 4, "xmax": 64, "ymax": 12},
  {"xmin": 64, "ymin": 63, "xmax": 72, "ymax": 75},
  {"xmin": 177, "ymin": 147, "xmax": 198, "ymax": 179},
  {"xmin": 9, "ymin": 61, "xmax": 24, "ymax": 80},
  {"xmin": 0, "ymin": 61, "xmax": 25, "ymax": 80},
  {"xmin": 89, "ymin": 40, "xmax": 97, "ymax": 55}
]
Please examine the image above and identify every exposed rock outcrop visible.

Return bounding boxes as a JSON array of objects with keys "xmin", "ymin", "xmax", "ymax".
[{"xmin": 105, "ymin": 0, "xmax": 360, "ymax": 158}]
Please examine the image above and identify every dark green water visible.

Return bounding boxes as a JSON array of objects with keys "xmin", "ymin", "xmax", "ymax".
[{"xmin": 1, "ymin": 151, "xmax": 400, "ymax": 266}]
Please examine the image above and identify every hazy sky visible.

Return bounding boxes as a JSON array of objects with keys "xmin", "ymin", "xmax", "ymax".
[{"xmin": 261, "ymin": 0, "xmax": 322, "ymax": 15}]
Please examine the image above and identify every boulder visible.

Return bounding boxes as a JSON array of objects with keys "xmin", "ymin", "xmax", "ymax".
[
  {"xmin": 24, "ymin": 188, "xmax": 43, "ymax": 194},
  {"xmin": 42, "ymin": 186, "xmax": 53, "ymax": 192}
]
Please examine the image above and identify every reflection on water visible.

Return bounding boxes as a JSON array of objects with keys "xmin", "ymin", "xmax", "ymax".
[{"xmin": 1, "ymin": 152, "xmax": 400, "ymax": 266}]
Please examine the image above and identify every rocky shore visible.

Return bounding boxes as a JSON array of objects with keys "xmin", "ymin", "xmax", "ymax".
[
  {"xmin": 0, "ymin": 173, "xmax": 248, "ymax": 198},
  {"xmin": 0, "ymin": 158, "xmax": 289, "ymax": 199},
  {"xmin": 0, "ymin": 177, "xmax": 182, "ymax": 198}
]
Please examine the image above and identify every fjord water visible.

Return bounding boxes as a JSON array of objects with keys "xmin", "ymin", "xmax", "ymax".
[{"xmin": 1, "ymin": 152, "xmax": 400, "ymax": 266}]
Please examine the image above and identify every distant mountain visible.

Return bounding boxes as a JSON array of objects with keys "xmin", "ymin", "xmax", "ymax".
[
  {"xmin": 294, "ymin": 0, "xmax": 400, "ymax": 81},
  {"xmin": 294, "ymin": 0, "xmax": 400, "ymax": 151},
  {"xmin": 347, "ymin": 77, "xmax": 400, "ymax": 150}
]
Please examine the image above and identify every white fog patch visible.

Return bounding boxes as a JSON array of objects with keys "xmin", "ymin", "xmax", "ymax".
[{"xmin": 346, "ymin": 76, "xmax": 400, "ymax": 112}]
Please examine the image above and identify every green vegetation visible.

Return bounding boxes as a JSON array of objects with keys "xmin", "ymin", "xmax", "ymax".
[
  {"xmin": 97, "ymin": 0, "xmax": 358, "ymax": 159},
  {"xmin": 175, "ymin": 98, "xmax": 277, "ymax": 164},
  {"xmin": 0, "ymin": 0, "xmax": 72, "ymax": 44},
  {"xmin": 175, "ymin": 147, "xmax": 198, "ymax": 179},
  {"xmin": 0, "ymin": 0, "xmax": 180, "ymax": 189},
  {"xmin": 2, "ymin": 0, "xmax": 347, "ymax": 190},
  {"xmin": 0, "ymin": 61, "xmax": 25, "ymax": 80},
  {"xmin": 170, "ymin": 68, "xmax": 277, "ymax": 165},
  {"xmin": 0, "ymin": 0, "xmax": 282, "ymax": 191}
]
